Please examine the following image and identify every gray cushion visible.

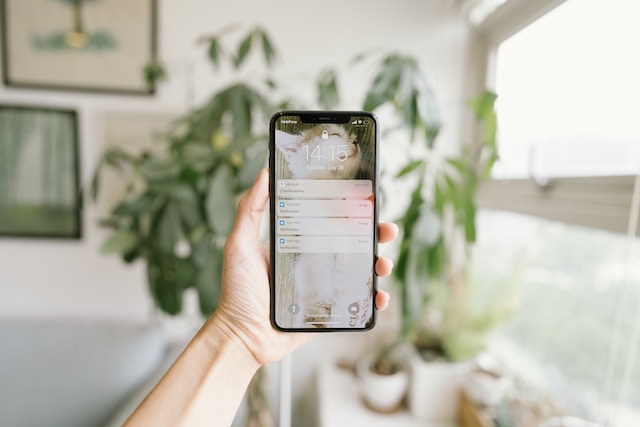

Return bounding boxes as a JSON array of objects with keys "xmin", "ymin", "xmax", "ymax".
[{"xmin": 0, "ymin": 320, "xmax": 167, "ymax": 427}]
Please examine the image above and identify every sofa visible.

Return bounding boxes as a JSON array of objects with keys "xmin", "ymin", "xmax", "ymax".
[{"xmin": 0, "ymin": 319, "xmax": 177, "ymax": 427}]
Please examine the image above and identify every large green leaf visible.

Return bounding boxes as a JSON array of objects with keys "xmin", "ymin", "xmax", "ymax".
[
  {"xmin": 229, "ymin": 86, "xmax": 253, "ymax": 139},
  {"xmin": 416, "ymin": 74, "xmax": 442, "ymax": 148},
  {"xmin": 404, "ymin": 92, "xmax": 419, "ymax": 141},
  {"xmin": 238, "ymin": 144, "xmax": 268, "ymax": 189},
  {"xmin": 147, "ymin": 255, "xmax": 197, "ymax": 315},
  {"xmin": 396, "ymin": 160, "xmax": 424, "ymax": 178},
  {"xmin": 150, "ymin": 182, "xmax": 198, "ymax": 204},
  {"xmin": 100, "ymin": 231, "xmax": 139, "ymax": 254},
  {"xmin": 464, "ymin": 198, "xmax": 476, "ymax": 243},
  {"xmin": 394, "ymin": 180, "xmax": 424, "ymax": 285},
  {"xmin": 360, "ymin": 53, "xmax": 441, "ymax": 147},
  {"xmin": 156, "ymin": 202, "xmax": 183, "ymax": 253},
  {"xmin": 234, "ymin": 30, "xmax": 253, "ymax": 68},
  {"xmin": 468, "ymin": 91, "xmax": 497, "ymax": 121},
  {"xmin": 206, "ymin": 165, "xmax": 236, "ymax": 235},
  {"xmin": 147, "ymin": 262, "xmax": 180, "ymax": 315},
  {"xmin": 112, "ymin": 191, "xmax": 156, "ymax": 217},
  {"xmin": 139, "ymin": 157, "xmax": 181, "ymax": 180},
  {"xmin": 179, "ymin": 199, "xmax": 204, "ymax": 231},
  {"xmin": 445, "ymin": 158, "xmax": 467, "ymax": 175},
  {"xmin": 396, "ymin": 64, "xmax": 414, "ymax": 106},
  {"xmin": 90, "ymin": 163, "xmax": 102, "ymax": 202},
  {"xmin": 260, "ymin": 29, "xmax": 277, "ymax": 67},
  {"xmin": 427, "ymin": 238, "xmax": 446, "ymax": 279},
  {"xmin": 208, "ymin": 38, "xmax": 221, "ymax": 68},
  {"xmin": 195, "ymin": 245, "xmax": 224, "ymax": 315},
  {"xmin": 363, "ymin": 55, "xmax": 404, "ymax": 111}
]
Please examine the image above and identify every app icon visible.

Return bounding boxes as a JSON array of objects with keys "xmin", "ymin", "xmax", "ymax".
[
  {"xmin": 279, "ymin": 238, "xmax": 285, "ymax": 244},
  {"xmin": 279, "ymin": 201, "xmax": 285, "ymax": 207},
  {"xmin": 279, "ymin": 220, "xmax": 285, "ymax": 226}
]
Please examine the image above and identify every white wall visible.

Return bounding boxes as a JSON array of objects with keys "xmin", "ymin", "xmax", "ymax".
[{"xmin": 0, "ymin": 0, "xmax": 473, "ymax": 421}]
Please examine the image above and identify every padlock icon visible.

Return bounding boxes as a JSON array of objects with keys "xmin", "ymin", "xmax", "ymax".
[{"xmin": 321, "ymin": 130, "xmax": 329, "ymax": 140}]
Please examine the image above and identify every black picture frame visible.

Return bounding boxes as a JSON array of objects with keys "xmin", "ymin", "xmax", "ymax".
[
  {"xmin": 0, "ymin": 0, "xmax": 157, "ymax": 95},
  {"xmin": 0, "ymin": 105, "xmax": 82, "ymax": 239}
]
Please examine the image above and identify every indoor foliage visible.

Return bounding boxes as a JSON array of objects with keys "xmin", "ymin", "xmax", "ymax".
[
  {"xmin": 92, "ymin": 26, "xmax": 281, "ymax": 316},
  {"xmin": 317, "ymin": 55, "xmax": 504, "ymax": 361}
]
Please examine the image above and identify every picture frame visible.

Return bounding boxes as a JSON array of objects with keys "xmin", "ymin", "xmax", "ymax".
[
  {"xmin": 0, "ymin": 0, "xmax": 157, "ymax": 95},
  {"xmin": 0, "ymin": 105, "xmax": 82, "ymax": 239}
]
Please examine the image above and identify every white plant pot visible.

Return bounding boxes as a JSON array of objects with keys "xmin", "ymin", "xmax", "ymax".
[
  {"xmin": 357, "ymin": 355, "xmax": 409, "ymax": 413},
  {"xmin": 408, "ymin": 353, "xmax": 468, "ymax": 421}
]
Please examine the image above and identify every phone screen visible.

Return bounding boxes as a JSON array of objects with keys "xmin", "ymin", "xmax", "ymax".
[{"xmin": 269, "ymin": 111, "xmax": 378, "ymax": 331}]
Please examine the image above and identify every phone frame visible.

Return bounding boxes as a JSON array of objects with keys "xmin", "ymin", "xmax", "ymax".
[{"xmin": 269, "ymin": 110, "xmax": 380, "ymax": 332}]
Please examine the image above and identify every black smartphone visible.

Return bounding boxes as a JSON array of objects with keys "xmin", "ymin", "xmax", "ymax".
[{"xmin": 269, "ymin": 111, "xmax": 379, "ymax": 331}]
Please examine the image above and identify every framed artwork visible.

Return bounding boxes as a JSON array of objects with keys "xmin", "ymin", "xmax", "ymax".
[
  {"xmin": 0, "ymin": 0, "xmax": 157, "ymax": 95},
  {"xmin": 0, "ymin": 105, "xmax": 82, "ymax": 238}
]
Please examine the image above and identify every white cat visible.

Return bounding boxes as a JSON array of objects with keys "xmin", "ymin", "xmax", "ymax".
[
  {"xmin": 275, "ymin": 124, "xmax": 373, "ymax": 328},
  {"xmin": 275, "ymin": 124, "xmax": 361, "ymax": 179}
]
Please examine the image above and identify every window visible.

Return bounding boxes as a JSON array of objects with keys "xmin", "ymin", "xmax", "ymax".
[
  {"xmin": 471, "ymin": 0, "xmax": 640, "ymax": 424},
  {"xmin": 492, "ymin": 0, "xmax": 640, "ymax": 179}
]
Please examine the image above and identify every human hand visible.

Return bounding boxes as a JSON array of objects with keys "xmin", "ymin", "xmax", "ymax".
[{"xmin": 211, "ymin": 168, "xmax": 397, "ymax": 366}]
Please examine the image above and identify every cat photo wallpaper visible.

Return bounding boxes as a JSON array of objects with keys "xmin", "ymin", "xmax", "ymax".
[{"xmin": 272, "ymin": 116, "xmax": 377, "ymax": 329}]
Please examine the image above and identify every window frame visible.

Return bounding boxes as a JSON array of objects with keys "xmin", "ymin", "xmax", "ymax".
[{"xmin": 468, "ymin": 0, "xmax": 638, "ymax": 236}]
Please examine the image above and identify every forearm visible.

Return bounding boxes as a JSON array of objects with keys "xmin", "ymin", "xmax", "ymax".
[{"xmin": 124, "ymin": 314, "xmax": 261, "ymax": 427}]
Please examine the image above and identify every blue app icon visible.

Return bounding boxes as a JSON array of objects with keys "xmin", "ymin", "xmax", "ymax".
[
  {"xmin": 279, "ymin": 201, "xmax": 285, "ymax": 207},
  {"xmin": 279, "ymin": 220, "xmax": 285, "ymax": 226},
  {"xmin": 279, "ymin": 238, "xmax": 285, "ymax": 244}
]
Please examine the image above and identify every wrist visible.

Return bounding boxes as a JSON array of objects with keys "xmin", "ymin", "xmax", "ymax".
[{"xmin": 200, "ymin": 311, "xmax": 263, "ymax": 372}]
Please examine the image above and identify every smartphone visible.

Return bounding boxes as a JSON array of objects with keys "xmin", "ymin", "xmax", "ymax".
[{"xmin": 269, "ymin": 111, "xmax": 379, "ymax": 331}]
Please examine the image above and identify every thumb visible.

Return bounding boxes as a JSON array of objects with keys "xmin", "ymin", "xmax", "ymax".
[{"xmin": 228, "ymin": 168, "xmax": 269, "ymax": 245}]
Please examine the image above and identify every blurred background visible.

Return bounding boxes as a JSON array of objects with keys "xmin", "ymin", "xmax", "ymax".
[{"xmin": 1, "ymin": 0, "xmax": 639, "ymax": 426}]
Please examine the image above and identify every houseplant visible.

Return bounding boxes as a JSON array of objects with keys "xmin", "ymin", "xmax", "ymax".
[
  {"xmin": 356, "ymin": 342, "xmax": 409, "ymax": 413},
  {"xmin": 380, "ymin": 85, "xmax": 512, "ymax": 420},
  {"xmin": 317, "ymin": 53, "xmax": 512, "ymax": 419},
  {"xmin": 92, "ymin": 26, "xmax": 280, "ymax": 316},
  {"xmin": 91, "ymin": 26, "xmax": 282, "ymax": 427}
]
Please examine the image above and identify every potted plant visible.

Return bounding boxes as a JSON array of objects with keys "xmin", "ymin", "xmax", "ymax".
[
  {"xmin": 356, "ymin": 342, "xmax": 409, "ymax": 413},
  {"xmin": 317, "ymin": 53, "xmax": 513, "ymax": 420},
  {"xmin": 91, "ymin": 26, "xmax": 282, "ymax": 426},
  {"xmin": 399, "ymin": 90, "xmax": 518, "ymax": 421},
  {"xmin": 92, "ymin": 26, "xmax": 280, "ymax": 316}
]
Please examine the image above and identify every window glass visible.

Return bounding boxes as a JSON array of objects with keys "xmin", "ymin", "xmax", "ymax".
[
  {"xmin": 474, "ymin": 210, "xmax": 640, "ymax": 423},
  {"xmin": 493, "ymin": 0, "xmax": 640, "ymax": 179}
]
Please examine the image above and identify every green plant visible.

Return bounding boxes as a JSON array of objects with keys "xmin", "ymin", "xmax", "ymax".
[
  {"xmin": 395, "ymin": 91, "xmax": 506, "ymax": 360},
  {"xmin": 317, "ymin": 54, "xmax": 508, "ymax": 361},
  {"xmin": 92, "ymin": 26, "xmax": 282, "ymax": 316}
]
